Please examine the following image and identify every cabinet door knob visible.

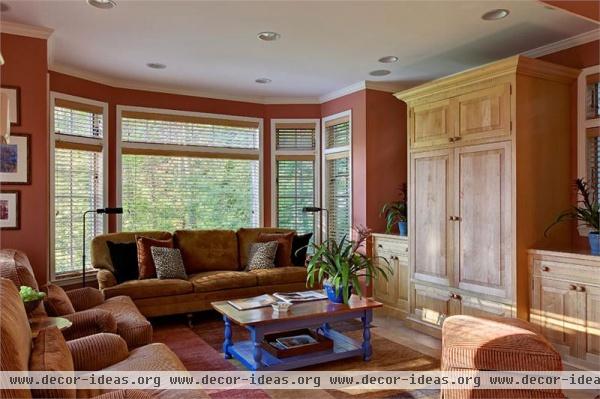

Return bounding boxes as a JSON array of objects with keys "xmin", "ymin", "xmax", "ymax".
[
  {"xmin": 541, "ymin": 266, "xmax": 550, "ymax": 272},
  {"xmin": 405, "ymin": 247, "xmax": 409, "ymax": 252},
  {"xmin": 577, "ymin": 286, "xmax": 586, "ymax": 292},
  {"xmin": 453, "ymin": 136, "xmax": 461, "ymax": 142},
  {"xmin": 449, "ymin": 216, "xmax": 455, "ymax": 221},
  {"xmin": 448, "ymin": 137, "xmax": 455, "ymax": 143},
  {"xmin": 455, "ymin": 216, "xmax": 462, "ymax": 222},
  {"xmin": 378, "ymin": 244, "xmax": 383, "ymax": 248},
  {"xmin": 569, "ymin": 284, "xmax": 577, "ymax": 291}
]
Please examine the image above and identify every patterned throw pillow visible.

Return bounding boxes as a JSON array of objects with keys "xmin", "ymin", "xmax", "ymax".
[
  {"xmin": 247, "ymin": 241, "xmax": 278, "ymax": 270},
  {"xmin": 150, "ymin": 247, "xmax": 188, "ymax": 280}
]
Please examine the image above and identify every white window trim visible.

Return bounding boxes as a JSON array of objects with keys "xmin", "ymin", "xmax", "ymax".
[
  {"xmin": 49, "ymin": 91, "xmax": 109, "ymax": 282},
  {"xmin": 115, "ymin": 105, "xmax": 264, "ymax": 230},
  {"xmin": 577, "ymin": 65, "xmax": 600, "ymax": 236},
  {"xmin": 321, "ymin": 110, "xmax": 352, "ymax": 242},
  {"xmin": 270, "ymin": 118, "xmax": 321, "ymax": 239}
]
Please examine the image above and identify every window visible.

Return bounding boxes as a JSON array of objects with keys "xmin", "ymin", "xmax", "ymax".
[
  {"xmin": 51, "ymin": 94, "xmax": 107, "ymax": 278},
  {"xmin": 118, "ymin": 108, "xmax": 262, "ymax": 231},
  {"xmin": 322, "ymin": 112, "xmax": 351, "ymax": 243},
  {"xmin": 271, "ymin": 121, "xmax": 319, "ymax": 236},
  {"xmin": 579, "ymin": 68, "xmax": 600, "ymax": 207}
]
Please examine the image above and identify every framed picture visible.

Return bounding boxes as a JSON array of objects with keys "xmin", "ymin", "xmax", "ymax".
[
  {"xmin": 0, "ymin": 133, "xmax": 31, "ymax": 184},
  {"xmin": 0, "ymin": 190, "xmax": 20, "ymax": 230},
  {"xmin": 0, "ymin": 86, "xmax": 21, "ymax": 126}
]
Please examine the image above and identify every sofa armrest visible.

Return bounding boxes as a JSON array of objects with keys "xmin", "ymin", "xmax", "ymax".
[
  {"xmin": 97, "ymin": 269, "xmax": 118, "ymax": 289},
  {"xmin": 62, "ymin": 309, "xmax": 117, "ymax": 341},
  {"xmin": 66, "ymin": 287, "xmax": 105, "ymax": 311},
  {"xmin": 67, "ymin": 333, "xmax": 129, "ymax": 371}
]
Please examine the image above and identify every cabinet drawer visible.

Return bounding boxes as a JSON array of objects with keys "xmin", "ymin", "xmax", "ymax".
[
  {"xmin": 373, "ymin": 237, "xmax": 408, "ymax": 257},
  {"xmin": 533, "ymin": 258, "xmax": 599, "ymax": 285},
  {"xmin": 412, "ymin": 283, "xmax": 454, "ymax": 327},
  {"xmin": 459, "ymin": 294, "xmax": 513, "ymax": 318}
]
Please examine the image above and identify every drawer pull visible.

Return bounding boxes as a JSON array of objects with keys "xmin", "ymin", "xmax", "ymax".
[
  {"xmin": 569, "ymin": 284, "xmax": 577, "ymax": 291},
  {"xmin": 404, "ymin": 247, "xmax": 409, "ymax": 252},
  {"xmin": 541, "ymin": 266, "xmax": 550, "ymax": 272},
  {"xmin": 449, "ymin": 216, "xmax": 456, "ymax": 221},
  {"xmin": 577, "ymin": 286, "xmax": 586, "ymax": 292},
  {"xmin": 378, "ymin": 244, "xmax": 383, "ymax": 248},
  {"xmin": 448, "ymin": 137, "xmax": 455, "ymax": 143},
  {"xmin": 453, "ymin": 136, "xmax": 461, "ymax": 142}
]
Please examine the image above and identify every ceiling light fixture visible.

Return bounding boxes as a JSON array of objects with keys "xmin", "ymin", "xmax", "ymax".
[
  {"xmin": 378, "ymin": 56, "xmax": 399, "ymax": 63},
  {"xmin": 257, "ymin": 32, "xmax": 281, "ymax": 41},
  {"xmin": 481, "ymin": 9, "xmax": 510, "ymax": 21},
  {"xmin": 255, "ymin": 78, "xmax": 272, "ymax": 84},
  {"xmin": 369, "ymin": 69, "xmax": 391, "ymax": 77},
  {"xmin": 87, "ymin": 0, "xmax": 117, "ymax": 9},
  {"xmin": 146, "ymin": 63, "xmax": 166, "ymax": 70}
]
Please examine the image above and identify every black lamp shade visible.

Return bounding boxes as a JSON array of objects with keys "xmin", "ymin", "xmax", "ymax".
[{"xmin": 96, "ymin": 207, "xmax": 123, "ymax": 214}]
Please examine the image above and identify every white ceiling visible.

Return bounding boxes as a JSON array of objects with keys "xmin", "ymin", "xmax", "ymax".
[{"xmin": 1, "ymin": 1, "xmax": 598, "ymax": 102}]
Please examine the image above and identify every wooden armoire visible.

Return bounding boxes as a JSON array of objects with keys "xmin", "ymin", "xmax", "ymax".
[{"xmin": 394, "ymin": 55, "xmax": 579, "ymax": 336}]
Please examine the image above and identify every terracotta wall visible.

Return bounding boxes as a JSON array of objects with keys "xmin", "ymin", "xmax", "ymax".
[{"xmin": 0, "ymin": 33, "xmax": 49, "ymax": 284}]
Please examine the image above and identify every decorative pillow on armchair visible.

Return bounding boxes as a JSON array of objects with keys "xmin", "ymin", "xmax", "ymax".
[
  {"xmin": 43, "ymin": 284, "xmax": 76, "ymax": 316},
  {"xmin": 257, "ymin": 232, "xmax": 294, "ymax": 266},
  {"xmin": 151, "ymin": 247, "xmax": 188, "ymax": 280}
]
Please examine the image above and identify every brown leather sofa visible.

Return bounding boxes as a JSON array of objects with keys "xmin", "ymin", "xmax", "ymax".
[
  {"xmin": 0, "ymin": 249, "xmax": 152, "ymax": 348},
  {"xmin": 92, "ymin": 228, "xmax": 309, "ymax": 317},
  {"xmin": 0, "ymin": 277, "xmax": 205, "ymax": 399}
]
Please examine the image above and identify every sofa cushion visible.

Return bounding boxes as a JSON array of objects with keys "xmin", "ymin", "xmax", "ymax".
[
  {"xmin": 95, "ymin": 296, "xmax": 153, "ymax": 349},
  {"xmin": 92, "ymin": 231, "xmax": 172, "ymax": 273},
  {"xmin": 174, "ymin": 230, "xmax": 239, "ymax": 273},
  {"xmin": 249, "ymin": 266, "xmax": 308, "ymax": 286},
  {"xmin": 136, "ymin": 236, "xmax": 174, "ymax": 279},
  {"xmin": 29, "ymin": 326, "xmax": 76, "ymax": 399},
  {"xmin": 257, "ymin": 232, "xmax": 295, "ymax": 266},
  {"xmin": 189, "ymin": 271, "xmax": 257, "ymax": 292},
  {"xmin": 102, "ymin": 279, "xmax": 193, "ymax": 300},
  {"xmin": 237, "ymin": 227, "xmax": 294, "ymax": 269},
  {"xmin": 43, "ymin": 284, "xmax": 76, "ymax": 316}
]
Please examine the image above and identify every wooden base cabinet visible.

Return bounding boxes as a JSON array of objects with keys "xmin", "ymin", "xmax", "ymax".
[
  {"xmin": 371, "ymin": 234, "xmax": 409, "ymax": 318},
  {"xmin": 530, "ymin": 249, "xmax": 600, "ymax": 370},
  {"xmin": 395, "ymin": 55, "xmax": 579, "ymax": 335}
]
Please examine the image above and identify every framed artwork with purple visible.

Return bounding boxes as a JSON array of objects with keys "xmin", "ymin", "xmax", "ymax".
[
  {"xmin": 0, "ymin": 133, "xmax": 31, "ymax": 184},
  {"xmin": 0, "ymin": 85, "xmax": 21, "ymax": 126},
  {"xmin": 0, "ymin": 190, "xmax": 20, "ymax": 230}
]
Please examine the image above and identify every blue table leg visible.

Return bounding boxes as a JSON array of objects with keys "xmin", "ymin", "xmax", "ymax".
[
  {"xmin": 250, "ymin": 326, "xmax": 264, "ymax": 370},
  {"xmin": 361, "ymin": 310, "xmax": 373, "ymax": 361},
  {"xmin": 223, "ymin": 315, "xmax": 232, "ymax": 359}
]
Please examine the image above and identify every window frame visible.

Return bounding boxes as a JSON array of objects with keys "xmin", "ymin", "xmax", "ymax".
[
  {"xmin": 270, "ymin": 118, "xmax": 321, "ymax": 240},
  {"xmin": 321, "ymin": 110, "xmax": 352, "ymax": 243},
  {"xmin": 577, "ymin": 65, "xmax": 600, "ymax": 236},
  {"xmin": 49, "ymin": 91, "xmax": 109, "ymax": 283},
  {"xmin": 115, "ymin": 105, "xmax": 264, "ymax": 230}
]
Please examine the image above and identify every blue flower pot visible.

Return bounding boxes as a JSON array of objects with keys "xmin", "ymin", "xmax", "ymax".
[
  {"xmin": 589, "ymin": 232, "xmax": 600, "ymax": 255},
  {"xmin": 324, "ymin": 282, "xmax": 351, "ymax": 304},
  {"xmin": 398, "ymin": 221, "xmax": 408, "ymax": 236}
]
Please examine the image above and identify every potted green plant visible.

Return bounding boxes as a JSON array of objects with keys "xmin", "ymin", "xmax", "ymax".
[
  {"xmin": 306, "ymin": 226, "xmax": 392, "ymax": 304},
  {"xmin": 545, "ymin": 178, "xmax": 600, "ymax": 255},
  {"xmin": 380, "ymin": 183, "xmax": 408, "ymax": 236},
  {"xmin": 19, "ymin": 285, "xmax": 45, "ymax": 315}
]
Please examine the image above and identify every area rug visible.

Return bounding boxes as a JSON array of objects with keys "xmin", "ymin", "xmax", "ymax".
[{"xmin": 153, "ymin": 312, "xmax": 440, "ymax": 399}]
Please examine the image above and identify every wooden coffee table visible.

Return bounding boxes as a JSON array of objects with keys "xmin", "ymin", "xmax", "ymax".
[{"xmin": 211, "ymin": 295, "xmax": 382, "ymax": 371}]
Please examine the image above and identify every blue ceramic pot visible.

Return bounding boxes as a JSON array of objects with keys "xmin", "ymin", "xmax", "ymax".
[
  {"xmin": 589, "ymin": 232, "xmax": 600, "ymax": 255},
  {"xmin": 324, "ymin": 282, "xmax": 351, "ymax": 304},
  {"xmin": 398, "ymin": 221, "xmax": 408, "ymax": 236}
]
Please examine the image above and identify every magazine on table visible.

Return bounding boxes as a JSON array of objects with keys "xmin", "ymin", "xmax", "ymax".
[
  {"xmin": 275, "ymin": 334, "xmax": 318, "ymax": 349},
  {"xmin": 272, "ymin": 290, "xmax": 327, "ymax": 303},
  {"xmin": 228, "ymin": 294, "xmax": 276, "ymax": 310}
]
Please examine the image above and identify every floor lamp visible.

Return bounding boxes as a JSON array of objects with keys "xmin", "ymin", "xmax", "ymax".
[
  {"xmin": 82, "ymin": 207, "xmax": 123, "ymax": 287},
  {"xmin": 302, "ymin": 207, "xmax": 328, "ymax": 242}
]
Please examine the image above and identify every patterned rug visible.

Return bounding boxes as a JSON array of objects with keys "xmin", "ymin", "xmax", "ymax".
[{"xmin": 153, "ymin": 311, "xmax": 440, "ymax": 399}]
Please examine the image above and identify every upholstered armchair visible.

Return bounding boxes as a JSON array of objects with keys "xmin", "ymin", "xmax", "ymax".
[
  {"xmin": 0, "ymin": 277, "xmax": 203, "ymax": 399},
  {"xmin": 0, "ymin": 249, "xmax": 152, "ymax": 348}
]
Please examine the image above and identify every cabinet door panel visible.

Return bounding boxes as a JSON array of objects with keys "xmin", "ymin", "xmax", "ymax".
[
  {"xmin": 413, "ymin": 284, "xmax": 451, "ymax": 327},
  {"xmin": 396, "ymin": 256, "xmax": 409, "ymax": 304},
  {"xmin": 456, "ymin": 83, "xmax": 511, "ymax": 142},
  {"xmin": 455, "ymin": 142, "xmax": 512, "ymax": 298},
  {"xmin": 585, "ymin": 285, "xmax": 600, "ymax": 358},
  {"xmin": 411, "ymin": 99, "xmax": 453, "ymax": 148},
  {"xmin": 411, "ymin": 149, "xmax": 453, "ymax": 286},
  {"xmin": 459, "ymin": 294, "xmax": 513, "ymax": 318},
  {"xmin": 373, "ymin": 256, "xmax": 396, "ymax": 304}
]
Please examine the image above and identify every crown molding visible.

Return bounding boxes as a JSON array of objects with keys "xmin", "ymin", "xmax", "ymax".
[
  {"xmin": 523, "ymin": 28, "xmax": 600, "ymax": 58},
  {"xmin": 319, "ymin": 81, "xmax": 366, "ymax": 103},
  {"xmin": 0, "ymin": 20, "xmax": 53, "ymax": 39}
]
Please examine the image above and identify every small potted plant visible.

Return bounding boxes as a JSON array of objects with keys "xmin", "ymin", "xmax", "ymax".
[
  {"xmin": 19, "ymin": 285, "xmax": 46, "ymax": 315},
  {"xmin": 380, "ymin": 183, "xmax": 408, "ymax": 236},
  {"xmin": 545, "ymin": 178, "xmax": 600, "ymax": 255},
  {"xmin": 306, "ymin": 226, "xmax": 392, "ymax": 304}
]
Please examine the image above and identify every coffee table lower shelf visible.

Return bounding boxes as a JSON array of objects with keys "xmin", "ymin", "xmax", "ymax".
[{"xmin": 228, "ymin": 329, "xmax": 363, "ymax": 371}]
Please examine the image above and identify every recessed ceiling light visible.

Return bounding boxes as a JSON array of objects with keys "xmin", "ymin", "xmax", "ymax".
[
  {"xmin": 255, "ymin": 78, "xmax": 272, "ymax": 84},
  {"xmin": 146, "ymin": 63, "xmax": 166, "ymax": 70},
  {"xmin": 378, "ymin": 56, "xmax": 399, "ymax": 63},
  {"xmin": 481, "ymin": 9, "xmax": 510, "ymax": 21},
  {"xmin": 0, "ymin": 2, "xmax": 10, "ymax": 12},
  {"xmin": 369, "ymin": 69, "xmax": 391, "ymax": 77},
  {"xmin": 257, "ymin": 32, "xmax": 281, "ymax": 42},
  {"xmin": 87, "ymin": 0, "xmax": 117, "ymax": 9}
]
